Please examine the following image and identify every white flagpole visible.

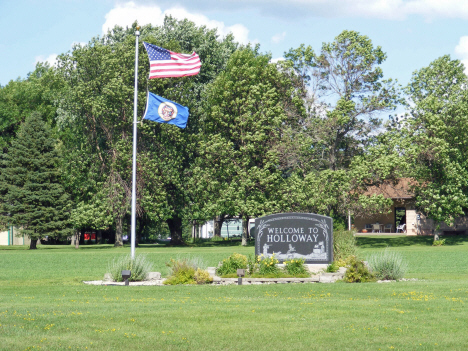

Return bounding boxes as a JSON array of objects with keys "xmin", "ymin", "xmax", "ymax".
[{"xmin": 131, "ymin": 26, "xmax": 140, "ymax": 260}]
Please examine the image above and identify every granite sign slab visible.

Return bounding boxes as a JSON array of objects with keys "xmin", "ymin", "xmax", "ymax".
[{"xmin": 255, "ymin": 213, "xmax": 333, "ymax": 264}]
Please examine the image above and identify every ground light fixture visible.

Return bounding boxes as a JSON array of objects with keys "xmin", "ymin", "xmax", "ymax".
[
  {"xmin": 237, "ymin": 269, "xmax": 245, "ymax": 285},
  {"xmin": 121, "ymin": 270, "xmax": 131, "ymax": 286}
]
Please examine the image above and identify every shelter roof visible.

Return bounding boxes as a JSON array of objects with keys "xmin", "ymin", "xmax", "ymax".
[{"xmin": 364, "ymin": 178, "xmax": 415, "ymax": 199}]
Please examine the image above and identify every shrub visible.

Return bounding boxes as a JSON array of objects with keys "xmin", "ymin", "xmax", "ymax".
[
  {"xmin": 368, "ymin": 248, "xmax": 407, "ymax": 280},
  {"xmin": 164, "ymin": 257, "xmax": 212, "ymax": 285},
  {"xmin": 216, "ymin": 253, "xmax": 248, "ymax": 276},
  {"xmin": 194, "ymin": 268, "xmax": 213, "ymax": 284},
  {"xmin": 343, "ymin": 256, "xmax": 375, "ymax": 283},
  {"xmin": 107, "ymin": 254, "xmax": 154, "ymax": 282},
  {"xmin": 433, "ymin": 238, "xmax": 446, "ymax": 246},
  {"xmin": 283, "ymin": 258, "xmax": 308, "ymax": 275},
  {"xmin": 164, "ymin": 267, "xmax": 196, "ymax": 285},
  {"xmin": 326, "ymin": 261, "xmax": 339, "ymax": 273},
  {"xmin": 210, "ymin": 236, "xmax": 224, "ymax": 242},
  {"xmin": 335, "ymin": 255, "xmax": 356, "ymax": 268},
  {"xmin": 258, "ymin": 254, "xmax": 280, "ymax": 276},
  {"xmin": 333, "ymin": 229, "xmax": 358, "ymax": 261}
]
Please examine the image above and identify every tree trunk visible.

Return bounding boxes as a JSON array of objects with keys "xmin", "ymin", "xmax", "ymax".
[
  {"xmin": 213, "ymin": 215, "xmax": 225, "ymax": 237},
  {"xmin": 75, "ymin": 230, "xmax": 81, "ymax": 249},
  {"xmin": 167, "ymin": 216, "xmax": 184, "ymax": 245},
  {"xmin": 114, "ymin": 215, "xmax": 123, "ymax": 247},
  {"xmin": 97, "ymin": 230, "xmax": 102, "ymax": 244},
  {"xmin": 29, "ymin": 237, "xmax": 37, "ymax": 249},
  {"xmin": 329, "ymin": 142, "xmax": 337, "ymax": 171},
  {"xmin": 79, "ymin": 228, "xmax": 85, "ymax": 245},
  {"xmin": 242, "ymin": 215, "xmax": 250, "ymax": 246},
  {"xmin": 136, "ymin": 229, "xmax": 141, "ymax": 247}
]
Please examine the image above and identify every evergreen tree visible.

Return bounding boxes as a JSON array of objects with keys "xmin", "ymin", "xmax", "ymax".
[{"xmin": 0, "ymin": 112, "xmax": 72, "ymax": 249}]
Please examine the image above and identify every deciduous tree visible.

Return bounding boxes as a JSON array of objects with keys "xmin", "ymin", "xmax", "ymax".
[
  {"xmin": 402, "ymin": 55, "xmax": 468, "ymax": 226},
  {"xmin": 194, "ymin": 48, "xmax": 303, "ymax": 245},
  {"xmin": 285, "ymin": 31, "xmax": 400, "ymax": 172},
  {"xmin": 57, "ymin": 18, "xmax": 237, "ymax": 245}
]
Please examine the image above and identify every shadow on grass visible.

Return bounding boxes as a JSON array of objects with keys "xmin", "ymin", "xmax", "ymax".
[
  {"xmin": 357, "ymin": 235, "xmax": 468, "ymax": 248},
  {"xmin": 146, "ymin": 239, "xmax": 255, "ymax": 248},
  {"xmin": 1, "ymin": 240, "xmax": 256, "ymax": 251},
  {"xmin": 77, "ymin": 245, "xmax": 122, "ymax": 250},
  {"xmin": 188, "ymin": 240, "xmax": 255, "ymax": 248}
]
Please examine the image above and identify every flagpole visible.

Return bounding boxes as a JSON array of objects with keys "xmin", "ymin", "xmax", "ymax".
[{"xmin": 131, "ymin": 26, "xmax": 140, "ymax": 260}]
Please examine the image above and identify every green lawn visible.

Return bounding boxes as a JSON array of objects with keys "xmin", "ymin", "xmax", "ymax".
[{"xmin": 1, "ymin": 237, "xmax": 468, "ymax": 350}]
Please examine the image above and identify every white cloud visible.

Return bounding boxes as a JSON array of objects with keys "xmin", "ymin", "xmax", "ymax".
[
  {"xmin": 270, "ymin": 57, "xmax": 285, "ymax": 64},
  {"xmin": 296, "ymin": 0, "xmax": 468, "ymax": 20},
  {"xmin": 455, "ymin": 36, "xmax": 468, "ymax": 57},
  {"xmin": 402, "ymin": 0, "xmax": 468, "ymax": 20},
  {"xmin": 102, "ymin": 1, "xmax": 253, "ymax": 44},
  {"xmin": 151, "ymin": 0, "xmax": 468, "ymax": 21},
  {"xmin": 34, "ymin": 42, "xmax": 87, "ymax": 70},
  {"xmin": 34, "ymin": 54, "xmax": 58, "ymax": 67},
  {"xmin": 455, "ymin": 36, "xmax": 468, "ymax": 74},
  {"xmin": 271, "ymin": 32, "xmax": 286, "ymax": 44}
]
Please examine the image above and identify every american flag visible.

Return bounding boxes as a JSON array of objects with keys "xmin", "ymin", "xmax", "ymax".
[{"xmin": 143, "ymin": 42, "xmax": 201, "ymax": 79}]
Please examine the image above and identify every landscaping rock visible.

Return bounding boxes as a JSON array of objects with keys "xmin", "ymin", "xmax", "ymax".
[
  {"xmin": 306, "ymin": 264, "xmax": 328, "ymax": 274},
  {"xmin": 103, "ymin": 273, "xmax": 112, "ymax": 282},
  {"xmin": 146, "ymin": 272, "xmax": 161, "ymax": 280},
  {"xmin": 206, "ymin": 267, "xmax": 216, "ymax": 278}
]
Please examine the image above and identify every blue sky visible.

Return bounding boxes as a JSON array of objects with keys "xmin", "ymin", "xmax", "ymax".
[{"xmin": 1, "ymin": 0, "xmax": 468, "ymax": 89}]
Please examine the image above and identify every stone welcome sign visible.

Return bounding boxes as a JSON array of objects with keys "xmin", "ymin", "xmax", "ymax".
[{"xmin": 255, "ymin": 213, "xmax": 333, "ymax": 264}]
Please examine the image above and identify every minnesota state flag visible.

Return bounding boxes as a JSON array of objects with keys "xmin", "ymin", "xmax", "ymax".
[{"xmin": 143, "ymin": 92, "xmax": 189, "ymax": 129}]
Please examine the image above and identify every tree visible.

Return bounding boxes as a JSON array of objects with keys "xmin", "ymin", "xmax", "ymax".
[
  {"xmin": 193, "ymin": 47, "xmax": 303, "ymax": 245},
  {"xmin": 0, "ymin": 112, "xmax": 72, "ymax": 249},
  {"xmin": 284, "ymin": 31, "xmax": 400, "ymax": 172},
  {"xmin": 401, "ymin": 55, "xmax": 468, "ymax": 226},
  {"xmin": 57, "ymin": 18, "xmax": 237, "ymax": 245},
  {"xmin": 0, "ymin": 63, "xmax": 61, "ymax": 152},
  {"xmin": 139, "ymin": 18, "xmax": 238, "ymax": 244}
]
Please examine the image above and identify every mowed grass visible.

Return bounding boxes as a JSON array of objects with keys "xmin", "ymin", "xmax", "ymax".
[
  {"xmin": 0, "ymin": 237, "xmax": 468, "ymax": 350},
  {"xmin": 357, "ymin": 235, "xmax": 468, "ymax": 280}
]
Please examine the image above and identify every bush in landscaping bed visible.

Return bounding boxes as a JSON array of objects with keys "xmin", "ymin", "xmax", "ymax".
[
  {"xmin": 107, "ymin": 254, "xmax": 154, "ymax": 282},
  {"xmin": 326, "ymin": 261, "xmax": 339, "ymax": 273},
  {"xmin": 258, "ymin": 254, "xmax": 280, "ymax": 276},
  {"xmin": 368, "ymin": 248, "xmax": 407, "ymax": 280},
  {"xmin": 216, "ymin": 253, "xmax": 248, "ymax": 276},
  {"xmin": 164, "ymin": 257, "xmax": 212, "ymax": 285},
  {"xmin": 194, "ymin": 268, "xmax": 213, "ymax": 284},
  {"xmin": 283, "ymin": 258, "xmax": 308, "ymax": 275},
  {"xmin": 343, "ymin": 256, "xmax": 376, "ymax": 283}
]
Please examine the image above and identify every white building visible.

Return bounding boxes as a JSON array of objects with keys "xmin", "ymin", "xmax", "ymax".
[
  {"xmin": 198, "ymin": 218, "xmax": 255, "ymax": 238},
  {"xmin": 0, "ymin": 226, "xmax": 31, "ymax": 246}
]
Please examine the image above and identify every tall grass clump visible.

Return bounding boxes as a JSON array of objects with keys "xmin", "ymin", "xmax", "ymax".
[
  {"xmin": 368, "ymin": 248, "xmax": 408, "ymax": 280},
  {"xmin": 333, "ymin": 229, "xmax": 358, "ymax": 262},
  {"xmin": 108, "ymin": 254, "xmax": 154, "ymax": 282}
]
